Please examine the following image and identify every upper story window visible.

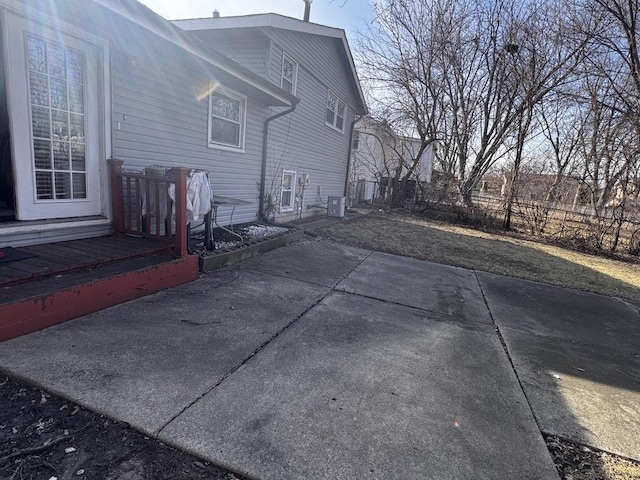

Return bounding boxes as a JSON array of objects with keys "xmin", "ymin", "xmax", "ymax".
[
  {"xmin": 326, "ymin": 90, "xmax": 346, "ymax": 132},
  {"xmin": 352, "ymin": 131, "xmax": 360, "ymax": 150},
  {"xmin": 208, "ymin": 87, "xmax": 246, "ymax": 150},
  {"xmin": 281, "ymin": 52, "xmax": 298, "ymax": 95}
]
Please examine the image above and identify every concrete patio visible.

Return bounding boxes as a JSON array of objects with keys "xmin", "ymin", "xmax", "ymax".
[{"xmin": 0, "ymin": 239, "xmax": 638, "ymax": 479}]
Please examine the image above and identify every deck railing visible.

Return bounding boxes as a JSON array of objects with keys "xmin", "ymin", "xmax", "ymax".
[{"xmin": 108, "ymin": 159, "xmax": 189, "ymax": 257}]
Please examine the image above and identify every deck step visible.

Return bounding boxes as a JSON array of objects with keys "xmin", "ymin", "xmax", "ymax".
[
  {"xmin": 0, "ymin": 253, "xmax": 199, "ymax": 342},
  {"xmin": 0, "ymin": 236, "xmax": 171, "ymax": 287}
]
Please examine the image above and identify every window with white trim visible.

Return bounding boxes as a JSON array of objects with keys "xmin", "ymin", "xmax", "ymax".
[
  {"xmin": 280, "ymin": 170, "xmax": 296, "ymax": 212},
  {"xmin": 352, "ymin": 131, "xmax": 360, "ymax": 150},
  {"xmin": 281, "ymin": 53, "xmax": 298, "ymax": 95},
  {"xmin": 325, "ymin": 90, "xmax": 346, "ymax": 132},
  {"xmin": 208, "ymin": 87, "xmax": 246, "ymax": 150}
]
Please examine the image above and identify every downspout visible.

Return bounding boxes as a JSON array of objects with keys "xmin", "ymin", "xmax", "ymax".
[
  {"xmin": 260, "ymin": 105, "xmax": 297, "ymax": 220},
  {"xmin": 344, "ymin": 115, "xmax": 364, "ymax": 198}
]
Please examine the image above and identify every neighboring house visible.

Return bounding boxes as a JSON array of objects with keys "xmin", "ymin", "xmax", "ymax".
[
  {"xmin": 476, "ymin": 172, "xmax": 585, "ymax": 205},
  {"xmin": 0, "ymin": 0, "xmax": 300, "ymax": 247},
  {"xmin": 349, "ymin": 117, "xmax": 433, "ymax": 205},
  {"xmin": 474, "ymin": 174, "xmax": 505, "ymax": 198},
  {"xmin": 174, "ymin": 13, "xmax": 367, "ymax": 222},
  {"xmin": 513, "ymin": 173, "xmax": 583, "ymax": 203},
  {"xmin": 612, "ymin": 179, "xmax": 640, "ymax": 205}
]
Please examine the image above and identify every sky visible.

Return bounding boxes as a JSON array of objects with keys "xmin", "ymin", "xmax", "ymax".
[{"xmin": 137, "ymin": 0, "xmax": 374, "ymax": 43}]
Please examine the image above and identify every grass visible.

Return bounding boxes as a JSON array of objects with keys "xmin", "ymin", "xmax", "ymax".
[{"xmin": 320, "ymin": 211, "xmax": 640, "ymax": 301}]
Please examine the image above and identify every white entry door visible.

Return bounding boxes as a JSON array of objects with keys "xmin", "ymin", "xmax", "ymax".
[{"xmin": 4, "ymin": 12, "xmax": 103, "ymax": 220}]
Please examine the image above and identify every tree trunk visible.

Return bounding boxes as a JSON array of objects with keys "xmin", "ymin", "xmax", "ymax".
[{"xmin": 460, "ymin": 178, "xmax": 475, "ymax": 207}]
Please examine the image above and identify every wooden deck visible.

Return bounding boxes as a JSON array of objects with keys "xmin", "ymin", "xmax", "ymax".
[
  {"xmin": 0, "ymin": 236, "xmax": 172, "ymax": 287},
  {"xmin": 0, "ymin": 235, "xmax": 199, "ymax": 342}
]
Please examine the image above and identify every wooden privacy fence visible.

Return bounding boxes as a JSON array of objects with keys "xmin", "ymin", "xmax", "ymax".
[{"xmin": 108, "ymin": 159, "xmax": 189, "ymax": 257}]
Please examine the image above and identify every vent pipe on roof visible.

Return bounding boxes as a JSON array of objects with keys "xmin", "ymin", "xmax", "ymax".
[
  {"xmin": 213, "ymin": 9, "xmax": 220, "ymax": 18},
  {"xmin": 303, "ymin": 0, "xmax": 312, "ymax": 22}
]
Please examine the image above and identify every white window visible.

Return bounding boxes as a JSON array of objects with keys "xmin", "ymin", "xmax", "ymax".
[
  {"xmin": 281, "ymin": 53, "xmax": 298, "ymax": 95},
  {"xmin": 280, "ymin": 170, "xmax": 296, "ymax": 212},
  {"xmin": 352, "ymin": 131, "xmax": 360, "ymax": 150},
  {"xmin": 208, "ymin": 87, "xmax": 246, "ymax": 150},
  {"xmin": 326, "ymin": 90, "xmax": 346, "ymax": 132}
]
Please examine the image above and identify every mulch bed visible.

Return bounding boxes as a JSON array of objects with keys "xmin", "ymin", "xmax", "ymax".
[
  {"xmin": 545, "ymin": 434, "xmax": 640, "ymax": 480},
  {"xmin": 2, "ymin": 372, "xmax": 639, "ymax": 479},
  {"xmin": 0, "ymin": 375, "xmax": 244, "ymax": 480},
  {"xmin": 191, "ymin": 223, "xmax": 291, "ymax": 255}
]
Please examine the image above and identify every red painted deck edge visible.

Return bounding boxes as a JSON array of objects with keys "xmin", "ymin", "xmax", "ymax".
[{"xmin": 0, "ymin": 255, "xmax": 199, "ymax": 342}]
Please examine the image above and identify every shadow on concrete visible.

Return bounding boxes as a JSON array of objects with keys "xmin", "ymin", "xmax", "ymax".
[
  {"xmin": 159, "ymin": 291, "xmax": 559, "ymax": 479},
  {"xmin": 321, "ymin": 216, "xmax": 640, "ymax": 474},
  {"xmin": 0, "ymin": 228, "xmax": 638, "ymax": 478},
  {"xmin": 477, "ymin": 272, "xmax": 640, "ymax": 463}
]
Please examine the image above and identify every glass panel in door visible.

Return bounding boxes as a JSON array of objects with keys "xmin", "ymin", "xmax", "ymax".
[{"xmin": 27, "ymin": 35, "xmax": 87, "ymax": 202}]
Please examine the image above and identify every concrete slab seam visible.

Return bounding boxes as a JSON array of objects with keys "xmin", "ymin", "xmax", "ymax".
[
  {"xmin": 332, "ymin": 289, "xmax": 490, "ymax": 331},
  {"xmin": 331, "ymin": 249, "xmax": 374, "ymax": 288},
  {"xmin": 154, "ymin": 288, "xmax": 333, "ymax": 438},
  {"xmin": 473, "ymin": 271, "xmax": 545, "ymax": 433},
  {"xmin": 0, "ymin": 367, "xmax": 256, "ymax": 480}
]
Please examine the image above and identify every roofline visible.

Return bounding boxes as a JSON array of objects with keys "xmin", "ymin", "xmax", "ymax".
[
  {"xmin": 174, "ymin": 13, "xmax": 367, "ymax": 115},
  {"xmin": 92, "ymin": 0, "xmax": 297, "ymax": 107},
  {"xmin": 356, "ymin": 116, "xmax": 426, "ymax": 144},
  {"xmin": 174, "ymin": 13, "xmax": 345, "ymax": 38}
]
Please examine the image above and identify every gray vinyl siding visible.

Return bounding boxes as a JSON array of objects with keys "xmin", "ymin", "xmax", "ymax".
[
  {"xmin": 175, "ymin": 24, "xmax": 364, "ymax": 221},
  {"xmin": 0, "ymin": 221, "xmax": 113, "ymax": 248},
  {"xmin": 262, "ymin": 29, "xmax": 361, "ymax": 221},
  {"xmin": 27, "ymin": 2, "xmax": 269, "ymax": 226},
  {"xmin": 110, "ymin": 44, "xmax": 267, "ymax": 226},
  {"xmin": 264, "ymin": 29, "xmax": 360, "ymax": 115},
  {"xmin": 188, "ymin": 29, "xmax": 270, "ymax": 79}
]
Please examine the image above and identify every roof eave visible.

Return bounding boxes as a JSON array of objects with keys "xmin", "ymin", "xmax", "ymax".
[
  {"xmin": 93, "ymin": 0, "xmax": 297, "ymax": 107},
  {"xmin": 175, "ymin": 14, "xmax": 367, "ymax": 114}
]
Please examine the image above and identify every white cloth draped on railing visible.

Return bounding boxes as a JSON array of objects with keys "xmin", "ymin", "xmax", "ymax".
[{"xmin": 168, "ymin": 170, "xmax": 212, "ymax": 223}]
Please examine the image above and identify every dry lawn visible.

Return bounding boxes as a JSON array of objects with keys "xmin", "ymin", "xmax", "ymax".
[{"xmin": 320, "ymin": 211, "xmax": 640, "ymax": 301}]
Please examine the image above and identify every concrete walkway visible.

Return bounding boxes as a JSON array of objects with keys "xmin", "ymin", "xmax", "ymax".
[{"xmin": 0, "ymin": 239, "xmax": 638, "ymax": 479}]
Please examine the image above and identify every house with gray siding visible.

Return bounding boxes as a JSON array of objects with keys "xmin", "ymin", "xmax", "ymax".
[
  {"xmin": 0, "ymin": 0, "xmax": 298, "ymax": 247},
  {"xmin": 174, "ymin": 13, "xmax": 368, "ymax": 222}
]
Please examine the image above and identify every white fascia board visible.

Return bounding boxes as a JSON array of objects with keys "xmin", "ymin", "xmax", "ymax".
[
  {"xmin": 175, "ymin": 14, "xmax": 367, "ymax": 115},
  {"xmin": 175, "ymin": 14, "xmax": 343, "ymax": 38}
]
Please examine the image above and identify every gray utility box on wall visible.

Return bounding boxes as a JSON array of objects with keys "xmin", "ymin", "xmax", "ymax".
[{"xmin": 327, "ymin": 196, "xmax": 346, "ymax": 218}]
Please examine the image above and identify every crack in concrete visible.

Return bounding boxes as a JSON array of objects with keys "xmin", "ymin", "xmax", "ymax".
[
  {"xmin": 155, "ymin": 289, "xmax": 332, "ymax": 437},
  {"xmin": 156, "ymin": 249, "xmax": 373, "ymax": 437},
  {"xmin": 333, "ymin": 289, "xmax": 492, "ymax": 332}
]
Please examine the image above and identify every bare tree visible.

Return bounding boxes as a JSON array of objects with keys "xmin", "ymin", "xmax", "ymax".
[
  {"xmin": 355, "ymin": 0, "xmax": 640, "ymax": 253},
  {"xmin": 360, "ymin": 0, "xmax": 587, "ymax": 211},
  {"xmin": 537, "ymin": 93, "xmax": 584, "ymax": 204},
  {"xmin": 577, "ymin": 0, "xmax": 640, "ymax": 204},
  {"xmin": 357, "ymin": 0, "xmax": 442, "ymax": 206}
]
